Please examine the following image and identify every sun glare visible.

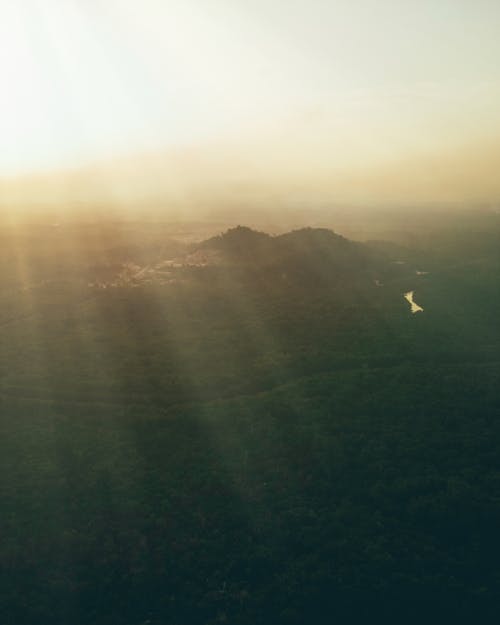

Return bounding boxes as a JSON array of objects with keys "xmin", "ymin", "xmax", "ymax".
[{"xmin": 2, "ymin": 0, "xmax": 500, "ymax": 208}]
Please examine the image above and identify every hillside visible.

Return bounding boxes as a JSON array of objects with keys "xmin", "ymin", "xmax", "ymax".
[{"xmin": 199, "ymin": 225, "xmax": 375, "ymax": 273}]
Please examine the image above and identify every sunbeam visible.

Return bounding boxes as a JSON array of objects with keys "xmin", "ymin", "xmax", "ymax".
[{"xmin": 1, "ymin": 2, "xmax": 500, "ymax": 624}]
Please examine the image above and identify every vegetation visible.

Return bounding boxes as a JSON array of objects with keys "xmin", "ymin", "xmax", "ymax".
[{"xmin": 0, "ymin": 215, "xmax": 499, "ymax": 624}]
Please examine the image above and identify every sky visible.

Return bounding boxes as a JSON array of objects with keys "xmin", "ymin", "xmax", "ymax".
[{"xmin": 1, "ymin": 0, "xmax": 500, "ymax": 211}]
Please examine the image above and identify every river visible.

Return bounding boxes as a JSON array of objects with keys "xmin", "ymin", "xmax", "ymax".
[{"xmin": 404, "ymin": 291, "xmax": 424, "ymax": 313}]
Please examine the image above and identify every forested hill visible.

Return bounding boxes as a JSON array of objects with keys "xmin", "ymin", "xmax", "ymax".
[
  {"xmin": 193, "ymin": 225, "xmax": 406, "ymax": 290},
  {"xmin": 199, "ymin": 225, "xmax": 372, "ymax": 267}
]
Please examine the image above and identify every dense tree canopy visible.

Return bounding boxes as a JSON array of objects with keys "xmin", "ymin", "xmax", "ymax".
[{"xmin": 0, "ymin": 220, "xmax": 499, "ymax": 624}]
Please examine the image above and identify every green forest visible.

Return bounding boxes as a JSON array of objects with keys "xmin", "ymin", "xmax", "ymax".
[{"xmin": 1, "ymin": 215, "xmax": 499, "ymax": 624}]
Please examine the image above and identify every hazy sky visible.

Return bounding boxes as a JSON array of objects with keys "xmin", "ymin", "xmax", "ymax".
[{"xmin": 2, "ymin": 0, "xmax": 500, "ymax": 208}]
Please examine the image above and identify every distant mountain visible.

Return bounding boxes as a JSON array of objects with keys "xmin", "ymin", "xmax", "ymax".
[
  {"xmin": 194, "ymin": 225, "xmax": 392, "ymax": 287},
  {"xmin": 200, "ymin": 225, "xmax": 360, "ymax": 260}
]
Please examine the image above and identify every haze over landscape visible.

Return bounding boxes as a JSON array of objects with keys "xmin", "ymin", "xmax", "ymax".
[{"xmin": 2, "ymin": 3, "xmax": 500, "ymax": 625}]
